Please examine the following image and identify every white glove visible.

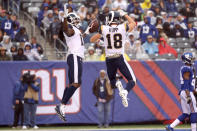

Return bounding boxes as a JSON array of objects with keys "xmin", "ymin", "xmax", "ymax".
[{"xmin": 118, "ymin": 9, "xmax": 127, "ymax": 17}]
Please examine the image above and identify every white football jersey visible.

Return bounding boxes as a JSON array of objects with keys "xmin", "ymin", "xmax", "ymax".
[
  {"xmin": 100, "ymin": 23, "xmax": 128, "ymax": 57},
  {"xmin": 63, "ymin": 25, "xmax": 84, "ymax": 58}
]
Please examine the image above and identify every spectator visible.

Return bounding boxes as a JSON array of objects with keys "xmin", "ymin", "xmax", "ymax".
[
  {"xmin": 176, "ymin": 15, "xmax": 187, "ymax": 30},
  {"xmin": 15, "ymin": 27, "xmax": 29, "ymax": 42},
  {"xmin": 155, "ymin": 16, "xmax": 163, "ymax": 27},
  {"xmin": 179, "ymin": 2, "xmax": 195, "ymax": 18},
  {"xmin": 24, "ymin": 42, "xmax": 42, "ymax": 61},
  {"xmin": 85, "ymin": 46, "xmax": 100, "ymax": 61},
  {"xmin": 0, "ymin": 29, "xmax": 4, "ymax": 42},
  {"xmin": 152, "ymin": 6, "xmax": 161, "ymax": 16},
  {"xmin": 173, "ymin": 23, "xmax": 185, "ymax": 38},
  {"xmin": 38, "ymin": 3, "xmax": 49, "ymax": 27},
  {"xmin": 147, "ymin": 10, "xmax": 156, "ymax": 25},
  {"xmin": 163, "ymin": 22, "xmax": 175, "ymax": 37},
  {"xmin": 156, "ymin": 25, "xmax": 169, "ymax": 43},
  {"xmin": 184, "ymin": 22, "xmax": 197, "ymax": 39},
  {"xmin": 1, "ymin": 35, "xmax": 13, "ymax": 55},
  {"xmin": 99, "ymin": 0, "xmax": 112, "ymax": 10},
  {"xmin": 142, "ymin": 35, "xmax": 158, "ymax": 55},
  {"xmin": 77, "ymin": 5, "xmax": 88, "ymax": 20},
  {"xmin": 30, "ymin": 37, "xmax": 43, "ymax": 53},
  {"xmin": 22, "ymin": 72, "xmax": 40, "ymax": 129},
  {"xmin": 1, "ymin": 12, "xmax": 14, "ymax": 36},
  {"xmin": 131, "ymin": 40, "xmax": 149, "ymax": 60},
  {"xmin": 49, "ymin": 16, "xmax": 61, "ymax": 41},
  {"xmin": 12, "ymin": 75, "xmax": 27, "ymax": 128},
  {"xmin": 49, "ymin": 0, "xmax": 62, "ymax": 10},
  {"xmin": 64, "ymin": 0, "xmax": 77, "ymax": 11},
  {"xmin": 98, "ymin": 6, "xmax": 109, "ymax": 24},
  {"xmin": 158, "ymin": 37, "xmax": 177, "ymax": 58},
  {"xmin": 131, "ymin": 7, "xmax": 143, "ymax": 22},
  {"xmin": 0, "ymin": 9, "xmax": 7, "ymax": 25},
  {"xmin": 158, "ymin": 0, "xmax": 166, "ymax": 11},
  {"xmin": 42, "ymin": 10, "xmax": 54, "ymax": 29},
  {"xmin": 0, "ymin": 46, "xmax": 11, "ymax": 60},
  {"xmin": 127, "ymin": 0, "xmax": 135, "ymax": 14},
  {"xmin": 92, "ymin": 70, "xmax": 113, "ymax": 128},
  {"xmin": 165, "ymin": 0, "xmax": 177, "ymax": 13},
  {"xmin": 10, "ymin": 45, "xmax": 17, "ymax": 56},
  {"xmin": 112, "ymin": 0, "xmax": 127, "ymax": 10},
  {"xmin": 13, "ymin": 48, "xmax": 28, "ymax": 61},
  {"xmin": 140, "ymin": 0, "xmax": 152, "ymax": 10},
  {"xmin": 58, "ymin": 10, "xmax": 64, "ymax": 22},
  {"xmin": 126, "ymin": 32, "xmax": 135, "ymax": 46},
  {"xmin": 11, "ymin": 14, "xmax": 20, "ymax": 29},
  {"xmin": 53, "ymin": 7, "xmax": 59, "ymax": 17},
  {"xmin": 140, "ymin": 17, "xmax": 158, "ymax": 43},
  {"xmin": 194, "ymin": 35, "xmax": 197, "ymax": 49}
]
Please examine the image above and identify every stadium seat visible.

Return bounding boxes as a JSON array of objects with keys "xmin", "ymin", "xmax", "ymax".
[
  {"xmin": 169, "ymin": 42, "xmax": 177, "ymax": 48},
  {"xmin": 176, "ymin": 38, "xmax": 188, "ymax": 43},
  {"xmin": 175, "ymin": 48, "xmax": 183, "ymax": 54},
  {"xmin": 168, "ymin": 38, "xmax": 176, "ymax": 43},
  {"xmin": 148, "ymin": 54, "xmax": 162, "ymax": 60},
  {"xmin": 177, "ymin": 42, "xmax": 191, "ymax": 48},
  {"xmin": 183, "ymin": 48, "xmax": 196, "ymax": 53},
  {"xmin": 128, "ymin": 53, "xmax": 136, "ymax": 59},
  {"xmin": 188, "ymin": 17, "xmax": 197, "ymax": 22},
  {"xmin": 161, "ymin": 53, "xmax": 176, "ymax": 59},
  {"xmin": 189, "ymin": 38, "xmax": 195, "ymax": 43}
]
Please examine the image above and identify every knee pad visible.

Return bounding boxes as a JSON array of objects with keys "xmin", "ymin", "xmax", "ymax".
[
  {"xmin": 190, "ymin": 113, "xmax": 197, "ymax": 123},
  {"xmin": 178, "ymin": 113, "xmax": 189, "ymax": 122}
]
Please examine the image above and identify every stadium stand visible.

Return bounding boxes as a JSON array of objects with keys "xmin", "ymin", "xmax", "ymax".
[{"xmin": 1, "ymin": 0, "xmax": 197, "ymax": 61}]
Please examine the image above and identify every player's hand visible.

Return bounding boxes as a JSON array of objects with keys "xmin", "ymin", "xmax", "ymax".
[
  {"xmin": 118, "ymin": 9, "xmax": 127, "ymax": 17},
  {"xmin": 84, "ymin": 23, "xmax": 93, "ymax": 35},
  {"xmin": 15, "ymin": 100, "xmax": 19, "ymax": 104}
]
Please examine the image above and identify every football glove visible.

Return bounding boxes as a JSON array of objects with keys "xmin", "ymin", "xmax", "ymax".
[{"xmin": 118, "ymin": 9, "xmax": 127, "ymax": 17}]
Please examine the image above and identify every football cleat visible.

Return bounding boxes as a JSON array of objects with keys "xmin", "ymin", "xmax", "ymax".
[
  {"xmin": 55, "ymin": 104, "xmax": 66, "ymax": 122},
  {"xmin": 119, "ymin": 89, "xmax": 128, "ymax": 107},
  {"xmin": 165, "ymin": 125, "xmax": 174, "ymax": 131},
  {"xmin": 116, "ymin": 80, "xmax": 124, "ymax": 92}
]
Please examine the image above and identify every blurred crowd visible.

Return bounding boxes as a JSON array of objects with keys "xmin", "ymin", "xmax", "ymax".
[
  {"xmin": 0, "ymin": 5, "xmax": 44, "ymax": 61},
  {"xmin": 36, "ymin": 0, "xmax": 197, "ymax": 61},
  {"xmin": 1, "ymin": 0, "xmax": 197, "ymax": 61}
]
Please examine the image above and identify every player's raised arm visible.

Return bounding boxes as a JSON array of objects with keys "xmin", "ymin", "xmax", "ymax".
[
  {"xmin": 62, "ymin": 10, "xmax": 74, "ymax": 37},
  {"xmin": 90, "ymin": 33, "xmax": 102, "ymax": 43},
  {"xmin": 118, "ymin": 10, "xmax": 136, "ymax": 32}
]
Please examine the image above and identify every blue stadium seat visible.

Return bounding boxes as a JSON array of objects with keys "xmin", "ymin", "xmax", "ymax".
[
  {"xmin": 169, "ymin": 38, "xmax": 176, "ymax": 43},
  {"xmin": 161, "ymin": 53, "xmax": 176, "ymax": 59},
  {"xmin": 177, "ymin": 42, "xmax": 191, "ymax": 48},
  {"xmin": 175, "ymin": 48, "xmax": 183, "ymax": 54},
  {"xmin": 176, "ymin": 38, "xmax": 188, "ymax": 43}
]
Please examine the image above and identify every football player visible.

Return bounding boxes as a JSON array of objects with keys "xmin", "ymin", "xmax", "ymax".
[
  {"xmin": 55, "ymin": 11, "xmax": 85, "ymax": 121},
  {"xmin": 90, "ymin": 10, "xmax": 136, "ymax": 107},
  {"xmin": 166, "ymin": 52, "xmax": 197, "ymax": 131}
]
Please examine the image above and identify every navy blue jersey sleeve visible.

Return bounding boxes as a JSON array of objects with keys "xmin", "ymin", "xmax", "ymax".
[{"xmin": 98, "ymin": 25, "xmax": 102, "ymax": 34}]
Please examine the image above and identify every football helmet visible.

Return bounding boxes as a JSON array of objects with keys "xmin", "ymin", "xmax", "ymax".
[
  {"xmin": 181, "ymin": 52, "xmax": 195, "ymax": 65},
  {"xmin": 67, "ymin": 13, "xmax": 81, "ymax": 28},
  {"xmin": 106, "ymin": 11, "xmax": 121, "ymax": 25}
]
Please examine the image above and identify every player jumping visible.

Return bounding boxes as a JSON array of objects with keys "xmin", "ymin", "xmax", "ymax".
[
  {"xmin": 55, "ymin": 11, "xmax": 85, "ymax": 121},
  {"xmin": 90, "ymin": 10, "xmax": 136, "ymax": 107},
  {"xmin": 166, "ymin": 52, "xmax": 197, "ymax": 131}
]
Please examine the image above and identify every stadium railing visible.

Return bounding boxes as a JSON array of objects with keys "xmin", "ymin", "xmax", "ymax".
[{"xmin": 54, "ymin": 38, "xmax": 68, "ymax": 60}]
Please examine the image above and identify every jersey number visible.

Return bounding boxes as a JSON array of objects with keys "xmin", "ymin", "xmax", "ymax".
[{"xmin": 106, "ymin": 34, "xmax": 122, "ymax": 49}]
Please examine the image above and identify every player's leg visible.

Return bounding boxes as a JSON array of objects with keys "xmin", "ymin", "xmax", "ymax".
[
  {"xmin": 189, "ymin": 92, "xmax": 197, "ymax": 131},
  {"xmin": 166, "ymin": 91, "xmax": 190, "ymax": 130},
  {"xmin": 97, "ymin": 102, "xmax": 104, "ymax": 128},
  {"xmin": 55, "ymin": 54, "xmax": 82, "ymax": 121},
  {"xmin": 104, "ymin": 102, "xmax": 111, "ymax": 127},
  {"xmin": 106, "ymin": 58, "xmax": 118, "ymax": 88},
  {"xmin": 118, "ymin": 55, "xmax": 136, "ymax": 93}
]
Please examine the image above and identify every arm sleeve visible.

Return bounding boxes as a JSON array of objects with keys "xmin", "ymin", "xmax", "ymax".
[
  {"xmin": 125, "ymin": 23, "xmax": 129, "ymax": 32},
  {"xmin": 98, "ymin": 25, "xmax": 103, "ymax": 34},
  {"xmin": 31, "ymin": 83, "xmax": 40, "ymax": 92}
]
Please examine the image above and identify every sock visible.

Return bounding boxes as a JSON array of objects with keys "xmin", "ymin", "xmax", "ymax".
[
  {"xmin": 125, "ymin": 80, "xmax": 135, "ymax": 92},
  {"xmin": 191, "ymin": 123, "xmax": 196, "ymax": 131},
  {"xmin": 170, "ymin": 119, "xmax": 181, "ymax": 128},
  {"xmin": 61, "ymin": 86, "xmax": 78, "ymax": 105}
]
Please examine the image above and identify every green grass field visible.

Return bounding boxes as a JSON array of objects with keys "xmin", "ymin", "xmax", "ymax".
[{"xmin": 0, "ymin": 124, "xmax": 191, "ymax": 130}]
